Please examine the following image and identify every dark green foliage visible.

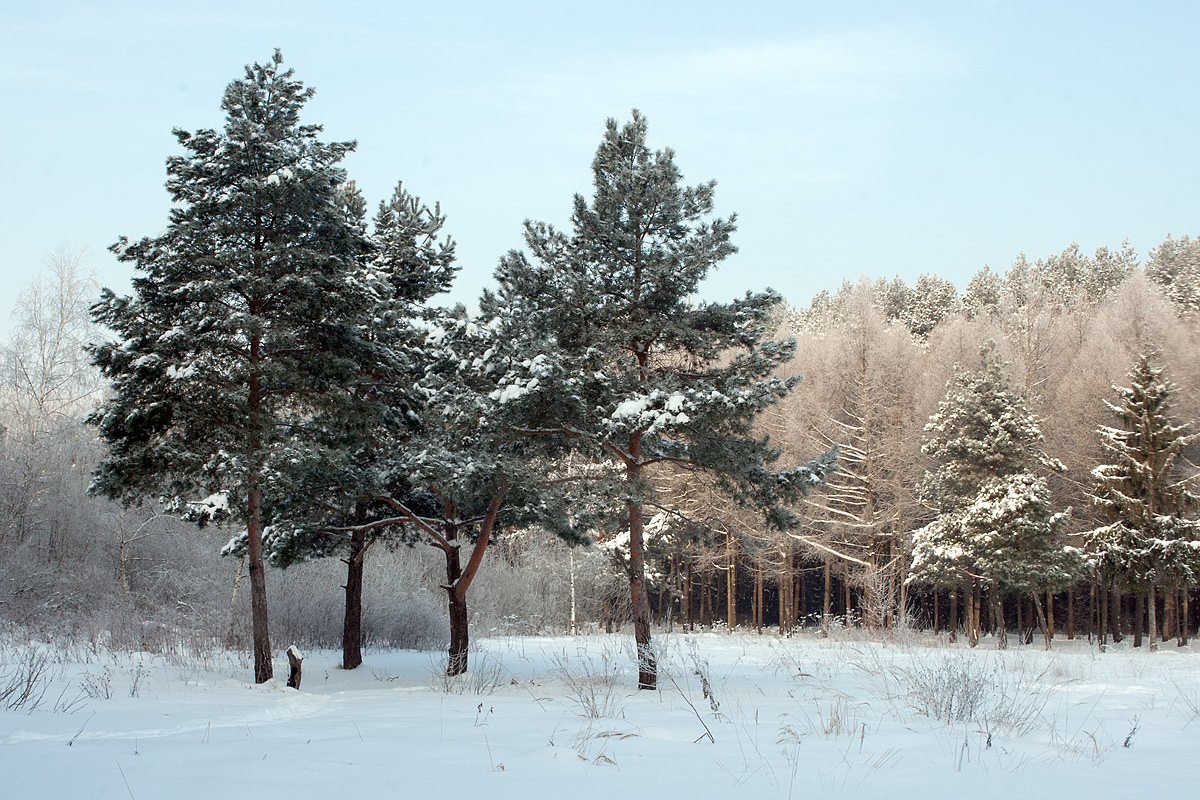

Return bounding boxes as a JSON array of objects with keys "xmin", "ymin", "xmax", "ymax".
[
  {"xmin": 909, "ymin": 342, "xmax": 1079, "ymax": 593},
  {"xmin": 90, "ymin": 50, "xmax": 373, "ymax": 514},
  {"xmin": 1085, "ymin": 355, "xmax": 1200, "ymax": 589}
]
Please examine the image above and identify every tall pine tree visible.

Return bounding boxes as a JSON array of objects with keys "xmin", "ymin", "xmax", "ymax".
[
  {"xmin": 1085, "ymin": 355, "xmax": 1200, "ymax": 649},
  {"xmin": 483, "ymin": 111, "xmax": 834, "ymax": 688},
  {"xmin": 89, "ymin": 52, "xmax": 376, "ymax": 683}
]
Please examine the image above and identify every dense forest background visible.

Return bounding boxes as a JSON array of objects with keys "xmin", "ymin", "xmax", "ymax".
[{"xmin": 2, "ymin": 233, "xmax": 1196, "ymax": 656}]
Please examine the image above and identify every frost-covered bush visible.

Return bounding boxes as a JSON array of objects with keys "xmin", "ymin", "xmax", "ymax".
[{"xmin": 899, "ymin": 653, "xmax": 1050, "ymax": 733}]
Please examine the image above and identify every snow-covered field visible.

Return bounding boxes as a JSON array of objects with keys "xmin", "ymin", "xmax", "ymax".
[{"xmin": 2, "ymin": 631, "xmax": 1198, "ymax": 799}]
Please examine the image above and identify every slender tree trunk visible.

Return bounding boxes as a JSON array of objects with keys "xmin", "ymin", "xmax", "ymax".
[
  {"xmin": 968, "ymin": 583, "xmax": 981, "ymax": 648},
  {"xmin": 1179, "ymin": 589, "xmax": 1189, "ymax": 647},
  {"xmin": 684, "ymin": 560, "xmax": 693, "ymax": 632},
  {"xmin": 793, "ymin": 553, "xmax": 803, "ymax": 631},
  {"xmin": 246, "ymin": 481, "xmax": 273, "ymax": 684},
  {"xmin": 844, "ymin": 575, "xmax": 854, "ymax": 627},
  {"xmin": 625, "ymin": 453, "xmax": 655, "ymax": 689},
  {"xmin": 821, "ymin": 561, "xmax": 832, "ymax": 637},
  {"xmin": 342, "ymin": 529, "xmax": 367, "ymax": 670},
  {"xmin": 1110, "ymin": 586, "xmax": 1123, "ymax": 643},
  {"xmin": 949, "ymin": 589, "xmax": 958, "ymax": 643},
  {"xmin": 933, "ymin": 590, "xmax": 940, "ymax": 634},
  {"xmin": 726, "ymin": 534, "xmax": 737, "ymax": 631},
  {"xmin": 245, "ymin": 328, "xmax": 273, "ymax": 684},
  {"xmin": 991, "ymin": 588, "xmax": 1007, "ymax": 650},
  {"xmin": 1066, "ymin": 589, "xmax": 1075, "ymax": 640},
  {"xmin": 778, "ymin": 556, "xmax": 790, "ymax": 635},
  {"xmin": 1134, "ymin": 593, "xmax": 1144, "ymax": 648},
  {"xmin": 1148, "ymin": 586, "xmax": 1159, "ymax": 652},
  {"xmin": 1032, "ymin": 592, "xmax": 1052, "ymax": 650},
  {"xmin": 1046, "ymin": 592, "xmax": 1054, "ymax": 641},
  {"xmin": 1163, "ymin": 589, "xmax": 1176, "ymax": 642}
]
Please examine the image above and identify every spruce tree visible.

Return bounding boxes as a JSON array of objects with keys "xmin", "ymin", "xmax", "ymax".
[
  {"xmin": 1085, "ymin": 355, "xmax": 1200, "ymax": 649},
  {"xmin": 483, "ymin": 111, "xmax": 834, "ymax": 688},
  {"xmin": 909, "ymin": 342, "xmax": 1079, "ymax": 647},
  {"xmin": 89, "ymin": 52, "xmax": 375, "ymax": 683}
]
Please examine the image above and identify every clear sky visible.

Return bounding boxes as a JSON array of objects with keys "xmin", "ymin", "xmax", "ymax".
[{"xmin": 2, "ymin": 1, "xmax": 1199, "ymax": 327}]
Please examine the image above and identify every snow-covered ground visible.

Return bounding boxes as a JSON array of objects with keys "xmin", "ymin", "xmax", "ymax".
[{"xmin": 2, "ymin": 630, "xmax": 1198, "ymax": 799}]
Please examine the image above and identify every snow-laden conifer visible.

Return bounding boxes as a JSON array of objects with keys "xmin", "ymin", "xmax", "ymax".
[
  {"xmin": 909, "ymin": 342, "xmax": 1080, "ymax": 647},
  {"xmin": 480, "ymin": 111, "xmax": 835, "ymax": 688},
  {"xmin": 1084, "ymin": 355, "xmax": 1200, "ymax": 648},
  {"xmin": 89, "ymin": 52, "xmax": 377, "ymax": 683}
]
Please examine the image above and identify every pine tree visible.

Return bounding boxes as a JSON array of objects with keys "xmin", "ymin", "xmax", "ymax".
[
  {"xmin": 89, "ymin": 51, "xmax": 375, "ymax": 683},
  {"xmin": 483, "ymin": 111, "xmax": 834, "ymax": 688},
  {"xmin": 246, "ymin": 181, "xmax": 458, "ymax": 670},
  {"xmin": 1085, "ymin": 355, "xmax": 1200, "ymax": 649},
  {"xmin": 909, "ymin": 342, "xmax": 1079, "ymax": 647}
]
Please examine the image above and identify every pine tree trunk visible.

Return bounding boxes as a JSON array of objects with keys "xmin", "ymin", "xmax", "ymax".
[
  {"xmin": 1148, "ymin": 586, "xmax": 1159, "ymax": 652},
  {"xmin": 448, "ymin": 591, "xmax": 469, "ymax": 676},
  {"xmin": 1179, "ymin": 589, "xmax": 1189, "ymax": 647},
  {"xmin": 968, "ymin": 583, "xmax": 981, "ymax": 648},
  {"xmin": 625, "ymin": 461, "xmax": 656, "ymax": 689},
  {"xmin": 246, "ymin": 332, "xmax": 273, "ymax": 684},
  {"xmin": 726, "ymin": 534, "xmax": 737, "ymax": 631},
  {"xmin": 793, "ymin": 553, "xmax": 804, "ymax": 631},
  {"xmin": 444, "ymin": 538, "xmax": 467, "ymax": 676},
  {"xmin": 778, "ymin": 557, "xmax": 790, "ymax": 635},
  {"xmin": 1046, "ymin": 592, "xmax": 1054, "ymax": 641},
  {"xmin": 1032, "ymin": 592, "xmax": 1052, "ymax": 650},
  {"xmin": 1134, "ymin": 593, "xmax": 1144, "ymax": 647},
  {"xmin": 821, "ymin": 561, "xmax": 832, "ymax": 637},
  {"xmin": 1098, "ymin": 580, "xmax": 1107, "ymax": 647},
  {"xmin": 1163, "ymin": 590, "xmax": 1176, "ymax": 641},
  {"xmin": 844, "ymin": 576, "xmax": 854, "ymax": 627},
  {"xmin": 1066, "ymin": 588, "xmax": 1075, "ymax": 640},
  {"xmin": 342, "ymin": 529, "xmax": 367, "ymax": 670},
  {"xmin": 991, "ymin": 588, "xmax": 1007, "ymax": 650},
  {"xmin": 445, "ymin": 490, "xmax": 504, "ymax": 677},
  {"xmin": 246, "ymin": 481, "xmax": 273, "ymax": 684},
  {"xmin": 684, "ymin": 560, "xmax": 693, "ymax": 632},
  {"xmin": 1110, "ymin": 587, "xmax": 1123, "ymax": 643},
  {"xmin": 753, "ymin": 563, "xmax": 763, "ymax": 633},
  {"xmin": 949, "ymin": 589, "xmax": 958, "ymax": 643},
  {"xmin": 933, "ymin": 590, "xmax": 940, "ymax": 634}
]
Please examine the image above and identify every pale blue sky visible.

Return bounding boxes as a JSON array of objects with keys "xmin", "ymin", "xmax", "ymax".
[{"xmin": 2, "ymin": 1, "xmax": 1198, "ymax": 326}]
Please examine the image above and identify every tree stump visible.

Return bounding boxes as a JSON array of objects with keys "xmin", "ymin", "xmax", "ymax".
[{"xmin": 286, "ymin": 646, "xmax": 303, "ymax": 690}]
